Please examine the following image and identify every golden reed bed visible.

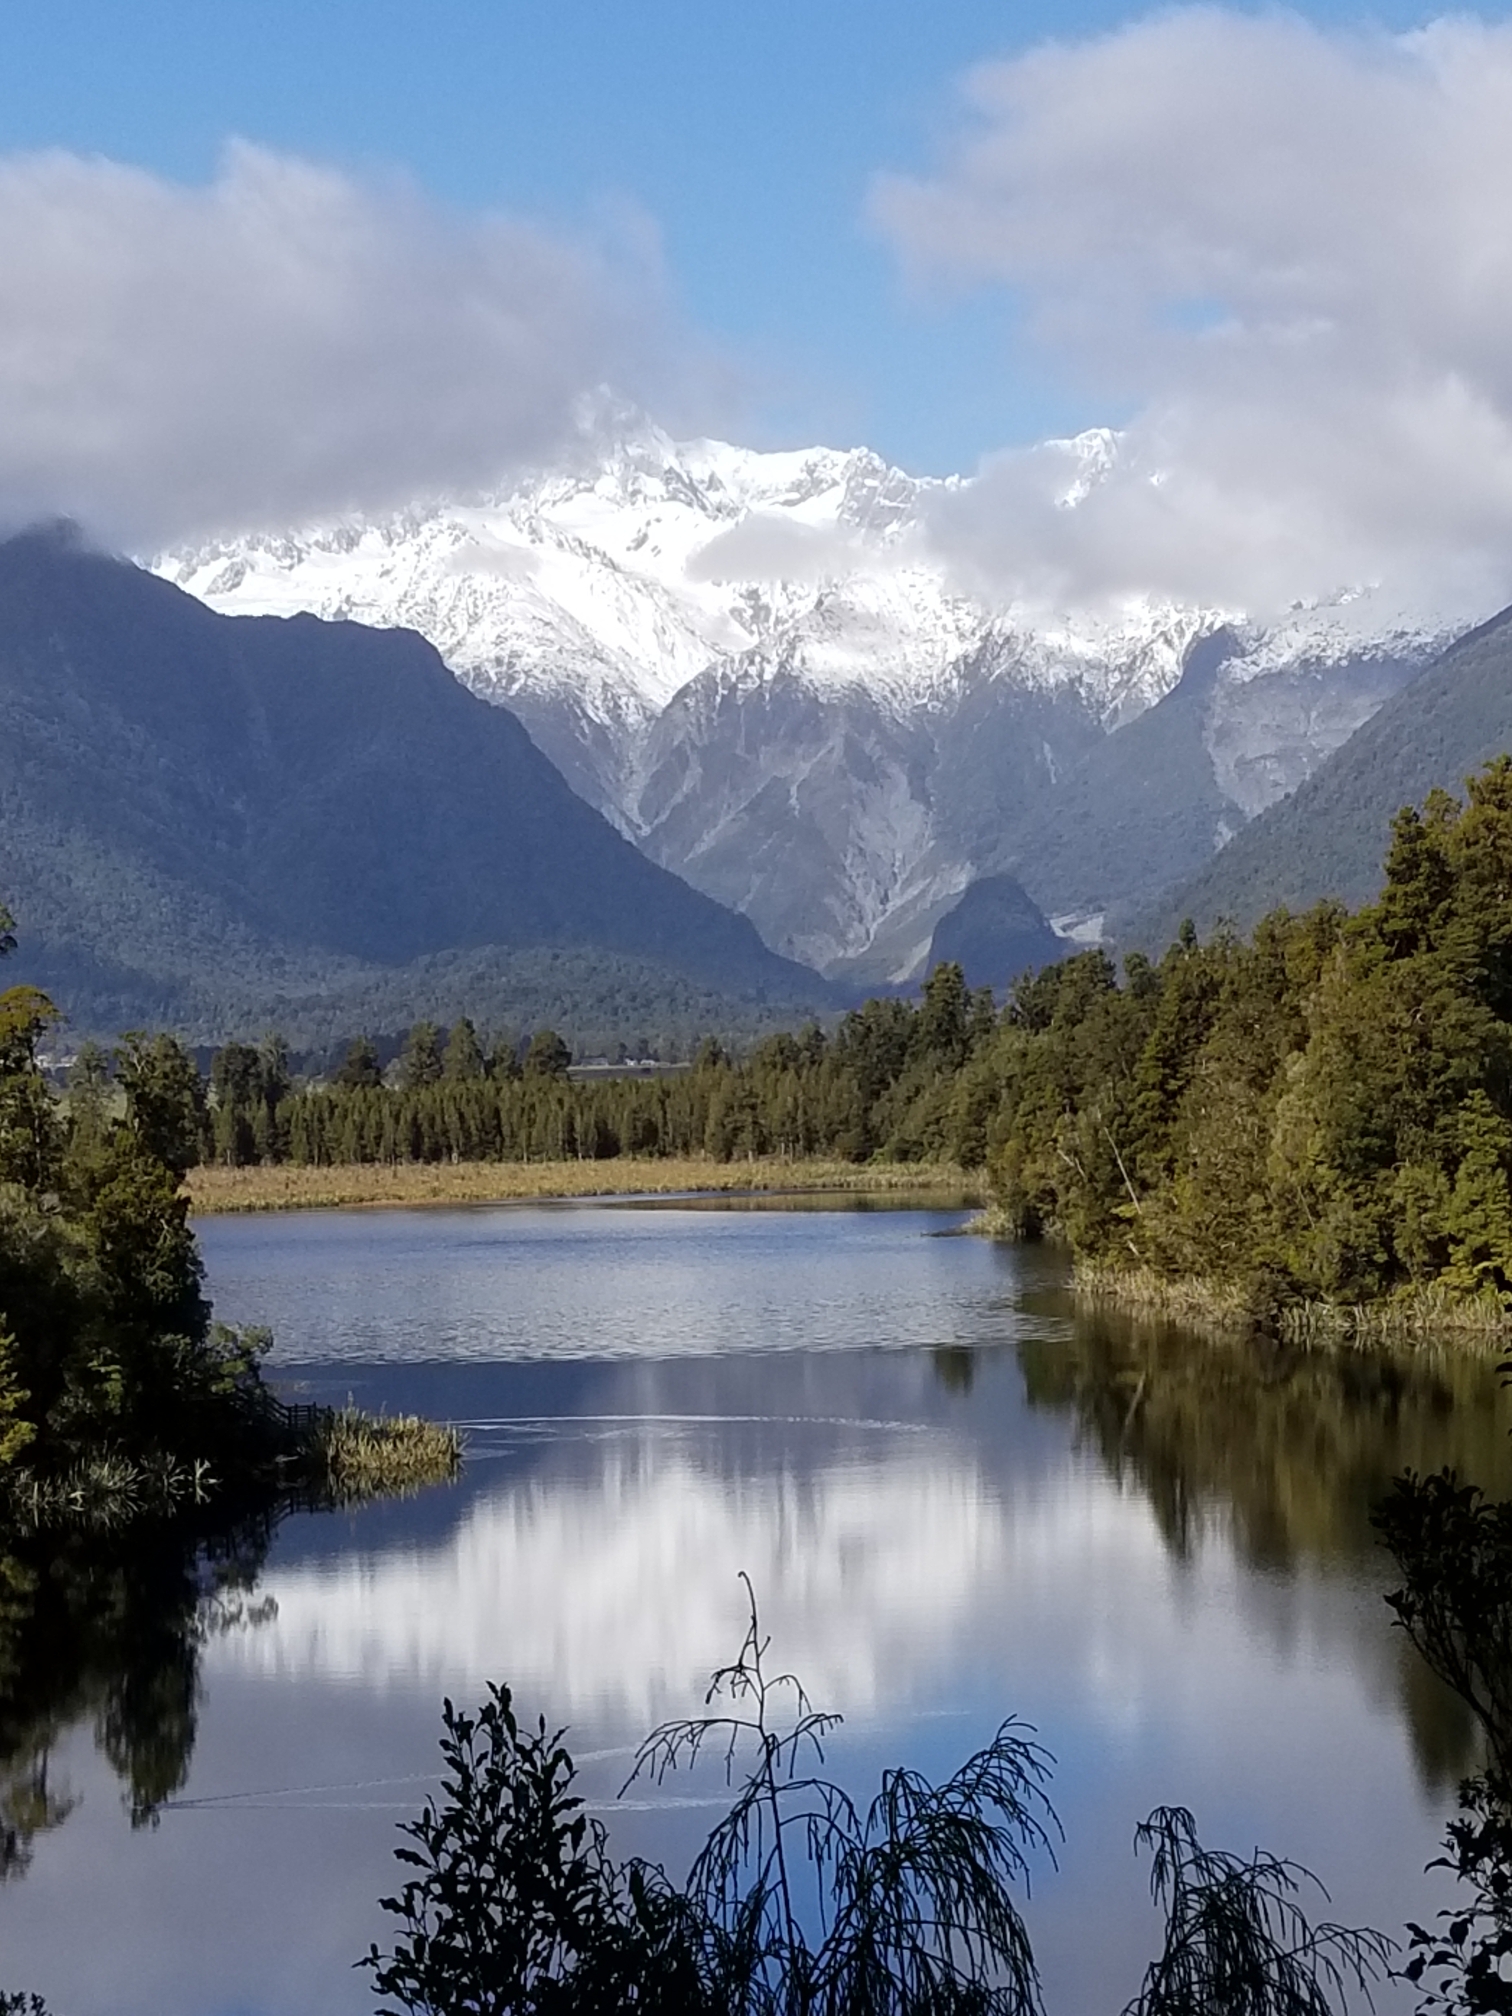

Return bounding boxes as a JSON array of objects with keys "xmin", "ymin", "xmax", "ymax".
[{"xmin": 185, "ymin": 1157, "xmax": 985, "ymax": 1215}]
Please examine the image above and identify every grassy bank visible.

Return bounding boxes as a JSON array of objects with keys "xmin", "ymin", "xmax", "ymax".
[
  {"xmin": 1278, "ymin": 1286, "xmax": 1512, "ymax": 1344},
  {"xmin": 186, "ymin": 1157, "xmax": 985, "ymax": 1214},
  {"xmin": 1070, "ymin": 1257, "xmax": 1512, "ymax": 1343},
  {"xmin": 1070, "ymin": 1259, "xmax": 1255, "ymax": 1331}
]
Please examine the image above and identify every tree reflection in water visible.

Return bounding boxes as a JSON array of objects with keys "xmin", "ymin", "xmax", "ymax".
[
  {"xmin": 0, "ymin": 1514, "xmax": 274, "ymax": 1876},
  {"xmin": 6, "ymin": 1319, "xmax": 1511, "ymax": 1893},
  {"xmin": 997, "ymin": 1311, "xmax": 1512, "ymax": 1791}
]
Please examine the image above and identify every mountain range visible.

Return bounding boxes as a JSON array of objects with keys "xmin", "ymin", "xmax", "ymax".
[
  {"xmin": 7, "ymin": 416, "xmax": 1506, "ymax": 1053},
  {"xmin": 157, "ymin": 413, "xmax": 1467, "ymax": 983},
  {"xmin": 1131, "ymin": 606, "xmax": 1512, "ymax": 947},
  {"xmin": 0, "ymin": 526, "xmax": 828, "ymax": 1048}
]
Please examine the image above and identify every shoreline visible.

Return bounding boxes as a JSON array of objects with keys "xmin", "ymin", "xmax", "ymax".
[
  {"xmin": 185, "ymin": 1157, "xmax": 986, "ymax": 1215},
  {"xmin": 1070, "ymin": 1257, "xmax": 1512, "ymax": 1343}
]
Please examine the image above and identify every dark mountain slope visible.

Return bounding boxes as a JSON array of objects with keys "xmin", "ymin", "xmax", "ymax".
[
  {"xmin": 1126, "ymin": 605, "xmax": 1512, "ymax": 948},
  {"xmin": 995, "ymin": 631, "xmax": 1247, "ymax": 921},
  {"xmin": 926, "ymin": 876, "xmax": 1067, "ymax": 992},
  {"xmin": 0, "ymin": 527, "xmax": 828, "ymax": 1037}
]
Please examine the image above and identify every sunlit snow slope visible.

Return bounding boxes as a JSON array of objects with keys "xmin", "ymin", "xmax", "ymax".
[{"xmin": 158, "ymin": 415, "xmax": 1465, "ymax": 980}]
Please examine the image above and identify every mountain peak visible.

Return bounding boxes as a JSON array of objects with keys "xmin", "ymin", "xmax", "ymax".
[{"xmin": 151, "ymin": 416, "xmax": 1478, "ymax": 979}]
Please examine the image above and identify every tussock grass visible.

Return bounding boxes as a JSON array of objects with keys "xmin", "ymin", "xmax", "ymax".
[
  {"xmin": 308, "ymin": 1406, "xmax": 463, "ymax": 1501},
  {"xmin": 1071, "ymin": 1259, "xmax": 1254, "ymax": 1331},
  {"xmin": 1073, "ymin": 1259, "xmax": 1512, "ymax": 1346},
  {"xmin": 187, "ymin": 1157, "xmax": 984, "ymax": 1215},
  {"xmin": 963, "ymin": 1205, "xmax": 1022, "ymax": 1239},
  {"xmin": 1280, "ymin": 1285, "xmax": 1512, "ymax": 1345}
]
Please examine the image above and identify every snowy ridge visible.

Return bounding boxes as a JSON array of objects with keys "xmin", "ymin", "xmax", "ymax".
[
  {"xmin": 158, "ymin": 417, "xmax": 1212, "ymax": 724},
  {"xmin": 155, "ymin": 415, "xmax": 1471, "ymax": 978},
  {"xmin": 160, "ymin": 414, "xmax": 1457, "ymax": 720}
]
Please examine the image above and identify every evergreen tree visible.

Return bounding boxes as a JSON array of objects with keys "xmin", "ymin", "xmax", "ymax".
[
  {"xmin": 488, "ymin": 1037, "xmax": 523, "ymax": 1083},
  {"xmin": 61, "ymin": 1042, "xmax": 114, "ymax": 1198},
  {"xmin": 334, "ymin": 1035, "xmax": 383, "ymax": 1091},
  {"xmin": 915, "ymin": 962, "xmax": 971, "ymax": 1071},
  {"xmin": 400, "ymin": 1022, "xmax": 444, "ymax": 1090},
  {"xmin": 524, "ymin": 1029, "xmax": 572, "ymax": 1079},
  {"xmin": 443, "ymin": 1018, "xmax": 485, "ymax": 1082},
  {"xmin": 114, "ymin": 1032, "xmax": 205, "ymax": 1182}
]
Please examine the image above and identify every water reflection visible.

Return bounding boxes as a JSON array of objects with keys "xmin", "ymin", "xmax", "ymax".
[
  {"xmin": 5, "ymin": 1322, "xmax": 1507, "ymax": 1855},
  {"xmin": 210, "ymin": 1325, "xmax": 1511, "ymax": 1785},
  {"xmin": 0, "ymin": 1516, "xmax": 272, "ymax": 1871},
  {"xmin": 4, "ymin": 1206, "xmax": 1511, "ymax": 2016},
  {"xmin": 1019, "ymin": 1307, "xmax": 1512, "ymax": 1571},
  {"xmin": 218, "ymin": 1433, "xmax": 1007, "ymax": 1724},
  {"xmin": 1016, "ymin": 1308, "xmax": 1512, "ymax": 1791}
]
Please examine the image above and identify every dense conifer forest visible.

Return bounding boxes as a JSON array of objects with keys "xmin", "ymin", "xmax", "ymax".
[{"xmin": 15, "ymin": 760, "xmax": 1512, "ymax": 1326}]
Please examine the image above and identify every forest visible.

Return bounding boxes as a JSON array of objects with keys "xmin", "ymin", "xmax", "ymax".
[
  {"xmin": 14, "ymin": 759, "xmax": 1512, "ymax": 1332},
  {"xmin": 0, "ymin": 900, "xmax": 281, "ymax": 1511},
  {"xmin": 165, "ymin": 759, "xmax": 1512, "ymax": 1320}
]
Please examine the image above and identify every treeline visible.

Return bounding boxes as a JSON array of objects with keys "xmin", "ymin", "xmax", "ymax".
[
  {"xmin": 39, "ymin": 758, "xmax": 1512, "ymax": 1317},
  {"xmin": 189, "ymin": 971, "xmax": 1003, "ymax": 1171}
]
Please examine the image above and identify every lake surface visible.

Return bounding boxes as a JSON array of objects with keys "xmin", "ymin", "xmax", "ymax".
[{"xmin": 4, "ymin": 1197, "xmax": 1509, "ymax": 2016}]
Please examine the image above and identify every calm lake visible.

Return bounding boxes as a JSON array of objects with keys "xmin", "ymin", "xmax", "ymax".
[{"xmin": 4, "ymin": 1196, "xmax": 1508, "ymax": 2016}]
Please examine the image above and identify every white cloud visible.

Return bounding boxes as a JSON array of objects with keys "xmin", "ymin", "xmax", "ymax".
[
  {"xmin": 212, "ymin": 1445, "xmax": 1014, "ymax": 1729},
  {"xmin": 687, "ymin": 512, "xmax": 866, "ymax": 584},
  {"xmin": 871, "ymin": 8, "xmax": 1512, "ymax": 620},
  {"xmin": 0, "ymin": 143, "xmax": 679, "ymax": 548}
]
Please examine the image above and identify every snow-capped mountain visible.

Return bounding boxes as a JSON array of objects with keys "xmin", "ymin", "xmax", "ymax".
[{"xmin": 157, "ymin": 415, "xmax": 1468, "ymax": 980}]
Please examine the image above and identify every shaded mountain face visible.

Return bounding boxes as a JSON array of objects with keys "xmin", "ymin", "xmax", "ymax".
[
  {"xmin": 0, "ymin": 527, "xmax": 829, "ymax": 1039},
  {"xmin": 1125, "ymin": 606, "xmax": 1512, "ymax": 948},
  {"xmin": 993, "ymin": 632, "xmax": 1419, "ymax": 932},
  {"xmin": 156, "ymin": 417, "xmax": 1461, "ymax": 979},
  {"xmin": 625, "ymin": 650, "xmax": 1110, "ymax": 985},
  {"xmin": 925, "ymin": 877, "xmax": 1067, "ymax": 994}
]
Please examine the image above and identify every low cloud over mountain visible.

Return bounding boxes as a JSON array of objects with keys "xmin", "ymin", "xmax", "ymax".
[
  {"xmin": 874, "ymin": 7, "xmax": 1512, "ymax": 621},
  {"xmin": 9, "ymin": 9, "xmax": 1512, "ymax": 631},
  {"xmin": 0, "ymin": 143, "xmax": 680, "ymax": 549}
]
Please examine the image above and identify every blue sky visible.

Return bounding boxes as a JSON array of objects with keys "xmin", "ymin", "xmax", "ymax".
[
  {"xmin": 0, "ymin": 0, "xmax": 1460, "ymax": 474},
  {"xmin": 5, "ymin": 0, "xmax": 1512, "ymax": 615}
]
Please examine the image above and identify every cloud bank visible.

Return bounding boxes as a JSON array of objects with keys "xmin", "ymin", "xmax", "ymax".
[
  {"xmin": 687, "ymin": 512, "xmax": 867, "ymax": 584},
  {"xmin": 873, "ymin": 8, "xmax": 1512, "ymax": 619},
  {"xmin": 0, "ymin": 143, "xmax": 674, "ymax": 548}
]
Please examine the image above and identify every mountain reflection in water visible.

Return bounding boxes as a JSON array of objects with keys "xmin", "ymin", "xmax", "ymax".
[
  {"xmin": 1, "ymin": 1206, "xmax": 1509, "ymax": 2016},
  {"xmin": 211, "ymin": 1322, "xmax": 1507, "ymax": 1782}
]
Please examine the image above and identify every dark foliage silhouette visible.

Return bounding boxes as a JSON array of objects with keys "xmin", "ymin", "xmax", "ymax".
[
  {"xmin": 367, "ymin": 1581, "xmax": 1388, "ymax": 2016},
  {"xmin": 1375, "ymin": 1461, "xmax": 1512, "ymax": 2015},
  {"xmin": 1125, "ymin": 1806, "xmax": 1390, "ymax": 2016}
]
